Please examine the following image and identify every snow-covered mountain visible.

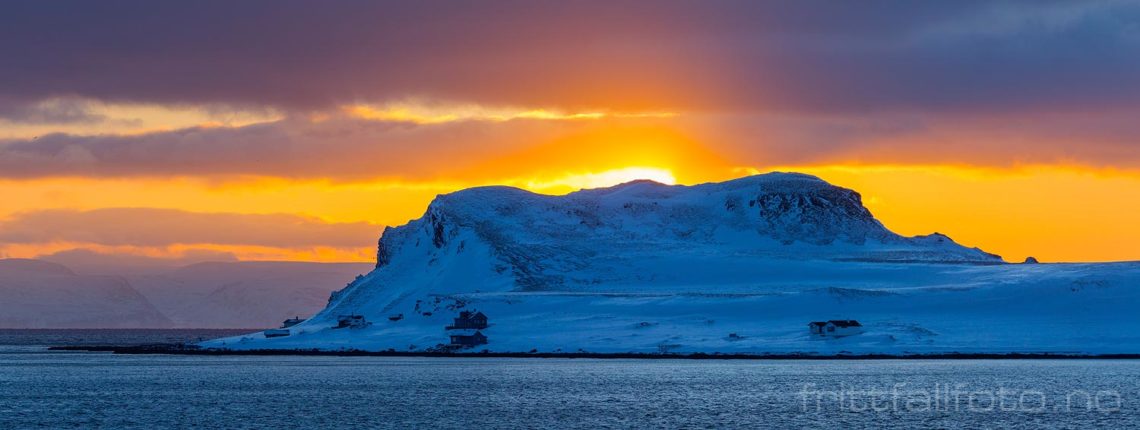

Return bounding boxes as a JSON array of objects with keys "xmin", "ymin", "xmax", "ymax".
[
  {"xmin": 130, "ymin": 261, "xmax": 373, "ymax": 328},
  {"xmin": 0, "ymin": 259, "xmax": 372, "ymax": 328},
  {"xmin": 0, "ymin": 259, "xmax": 172, "ymax": 328},
  {"xmin": 205, "ymin": 173, "xmax": 1140, "ymax": 354}
]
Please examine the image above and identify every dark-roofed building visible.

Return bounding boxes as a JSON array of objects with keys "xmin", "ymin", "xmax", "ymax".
[
  {"xmin": 808, "ymin": 320, "xmax": 863, "ymax": 337},
  {"xmin": 447, "ymin": 311, "xmax": 488, "ymax": 330},
  {"xmin": 335, "ymin": 314, "xmax": 369, "ymax": 329},
  {"xmin": 449, "ymin": 330, "xmax": 488, "ymax": 347},
  {"xmin": 808, "ymin": 321, "xmax": 828, "ymax": 334}
]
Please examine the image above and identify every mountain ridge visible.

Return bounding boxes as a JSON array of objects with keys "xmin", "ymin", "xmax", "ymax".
[
  {"xmin": 0, "ymin": 259, "xmax": 372, "ymax": 328},
  {"xmin": 378, "ymin": 172, "xmax": 1000, "ymax": 277}
]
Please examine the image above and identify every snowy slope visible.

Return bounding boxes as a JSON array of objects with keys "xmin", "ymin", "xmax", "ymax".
[{"xmin": 204, "ymin": 173, "xmax": 1140, "ymax": 354}]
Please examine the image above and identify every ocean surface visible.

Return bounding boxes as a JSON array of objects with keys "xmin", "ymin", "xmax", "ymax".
[{"xmin": 1, "ymin": 330, "xmax": 1137, "ymax": 429}]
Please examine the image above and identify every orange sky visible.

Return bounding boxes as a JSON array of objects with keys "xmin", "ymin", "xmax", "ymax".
[
  {"xmin": 3, "ymin": 3, "xmax": 1140, "ymax": 265},
  {"xmin": 1, "ymin": 108, "xmax": 1138, "ymax": 264}
]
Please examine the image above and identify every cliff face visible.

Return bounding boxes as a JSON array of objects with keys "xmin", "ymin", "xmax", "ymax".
[{"xmin": 734, "ymin": 174, "xmax": 888, "ymax": 245}]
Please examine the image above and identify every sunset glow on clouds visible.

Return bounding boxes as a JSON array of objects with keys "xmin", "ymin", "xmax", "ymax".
[{"xmin": 2, "ymin": 1, "xmax": 1140, "ymax": 264}]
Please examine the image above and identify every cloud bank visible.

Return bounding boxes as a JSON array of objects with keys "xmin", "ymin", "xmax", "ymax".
[
  {"xmin": 2, "ymin": 1, "xmax": 1139, "ymax": 116},
  {"xmin": 2, "ymin": 112, "xmax": 1138, "ymax": 181},
  {"xmin": 0, "ymin": 208, "xmax": 380, "ymax": 248}
]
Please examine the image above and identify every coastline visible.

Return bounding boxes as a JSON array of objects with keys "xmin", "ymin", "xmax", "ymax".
[{"xmin": 48, "ymin": 345, "xmax": 1140, "ymax": 359}]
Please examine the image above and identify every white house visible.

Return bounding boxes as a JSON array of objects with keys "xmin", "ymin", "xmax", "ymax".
[{"xmin": 808, "ymin": 320, "xmax": 863, "ymax": 337}]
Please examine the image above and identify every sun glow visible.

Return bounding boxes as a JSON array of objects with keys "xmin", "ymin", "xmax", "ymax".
[
  {"xmin": 344, "ymin": 102, "xmax": 675, "ymax": 124},
  {"xmin": 523, "ymin": 167, "xmax": 678, "ymax": 193},
  {"xmin": 3, "ymin": 164, "xmax": 1140, "ymax": 263}
]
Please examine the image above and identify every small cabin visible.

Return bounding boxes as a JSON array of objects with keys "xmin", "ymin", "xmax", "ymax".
[
  {"xmin": 809, "ymin": 320, "xmax": 863, "ymax": 337},
  {"xmin": 281, "ymin": 317, "xmax": 305, "ymax": 328},
  {"xmin": 446, "ymin": 311, "xmax": 488, "ymax": 330},
  {"xmin": 263, "ymin": 329, "xmax": 290, "ymax": 338},
  {"xmin": 335, "ymin": 314, "xmax": 370, "ymax": 329},
  {"xmin": 449, "ymin": 330, "xmax": 488, "ymax": 347}
]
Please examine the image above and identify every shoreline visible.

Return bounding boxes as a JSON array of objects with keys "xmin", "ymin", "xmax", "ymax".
[{"xmin": 47, "ymin": 345, "xmax": 1140, "ymax": 359}]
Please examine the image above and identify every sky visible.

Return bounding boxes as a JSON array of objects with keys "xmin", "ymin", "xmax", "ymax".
[{"xmin": 1, "ymin": 0, "xmax": 1139, "ymax": 264}]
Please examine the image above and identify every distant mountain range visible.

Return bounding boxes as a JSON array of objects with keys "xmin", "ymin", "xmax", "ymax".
[
  {"xmin": 203, "ymin": 173, "xmax": 1140, "ymax": 354},
  {"xmin": 0, "ymin": 259, "xmax": 372, "ymax": 328}
]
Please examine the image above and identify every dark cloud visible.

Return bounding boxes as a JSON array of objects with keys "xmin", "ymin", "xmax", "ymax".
[
  {"xmin": 2, "ymin": 1, "xmax": 1138, "ymax": 178},
  {"xmin": 0, "ymin": 208, "xmax": 381, "ymax": 248},
  {"xmin": 0, "ymin": 97, "xmax": 106, "ymax": 124},
  {"xmin": 689, "ymin": 111, "xmax": 1140, "ymax": 169},
  {"xmin": 0, "ymin": 115, "xmax": 677, "ymax": 179},
  {"xmin": 2, "ymin": 1, "xmax": 1138, "ymax": 116},
  {"xmin": 2, "ymin": 111, "xmax": 1139, "ymax": 181}
]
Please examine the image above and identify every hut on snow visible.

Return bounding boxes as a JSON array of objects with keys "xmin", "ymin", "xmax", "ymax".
[{"xmin": 808, "ymin": 320, "xmax": 863, "ymax": 337}]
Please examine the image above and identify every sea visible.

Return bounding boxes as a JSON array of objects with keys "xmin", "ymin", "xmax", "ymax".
[{"xmin": 0, "ymin": 329, "xmax": 1137, "ymax": 429}]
